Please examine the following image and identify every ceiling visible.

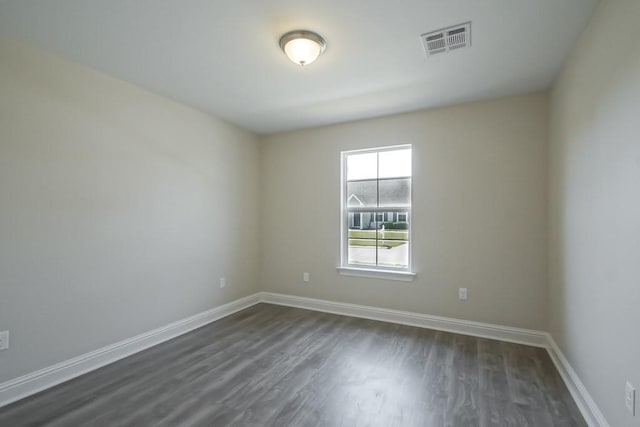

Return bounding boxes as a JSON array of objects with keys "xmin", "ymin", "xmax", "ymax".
[{"xmin": 0, "ymin": 0, "xmax": 598, "ymax": 134}]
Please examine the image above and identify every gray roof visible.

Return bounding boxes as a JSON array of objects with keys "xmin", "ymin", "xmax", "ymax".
[{"xmin": 347, "ymin": 178, "xmax": 410, "ymax": 207}]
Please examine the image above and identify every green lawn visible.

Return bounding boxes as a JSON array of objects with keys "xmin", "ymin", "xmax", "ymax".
[
  {"xmin": 348, "ymin": 229, "xmax": 408, "ymax": 248},
  {"xmin": 349, "ymin": 239, "xmax": 407, "ymax": 248},
  {"xmin": 348, "ymin": 229, "xmax": 408, "ymax": 240}
]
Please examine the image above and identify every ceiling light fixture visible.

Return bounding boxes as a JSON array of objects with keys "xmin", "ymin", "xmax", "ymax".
[{"xmin": 279, "ymin": 30, "xmax": 326, "ymax": 66}]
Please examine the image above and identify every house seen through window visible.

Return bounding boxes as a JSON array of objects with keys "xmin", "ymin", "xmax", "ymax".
[{"xmin": 341, "ymin": 145, "xmax": 412, "ymax": 271}]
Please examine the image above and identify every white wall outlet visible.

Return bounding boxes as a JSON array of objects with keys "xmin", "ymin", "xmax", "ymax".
[
  {"xmin": 219, "ymin": 277, "xmax": 226, "ymax": 289},
  {"xmin": 303, "ymin": 272, "xmax": 310, "ymax": 283},
  {"xmin": 458, "ymin": 288, "xmax": 468, "ymax": 301},
  {"xmin": 626, "ymin": 381, "xmax": 636, "ymax": 416},
  {"xmin": 0, "ymin": 331, "xmax": 9, "ymax": 351}
]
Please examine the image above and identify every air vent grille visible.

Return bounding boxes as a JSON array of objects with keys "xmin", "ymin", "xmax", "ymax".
[{"xmin": 421, "ymin": 22, "xmax": 471, "ymax": 56}]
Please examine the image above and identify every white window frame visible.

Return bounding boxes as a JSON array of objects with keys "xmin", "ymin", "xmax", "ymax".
[{"xmin": 337, "ymin": 145, "xmax": 416, "ymax": 282}]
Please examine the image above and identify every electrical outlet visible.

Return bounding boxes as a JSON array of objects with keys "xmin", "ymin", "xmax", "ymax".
[
  {"xmin": 626, "ymin": 381, "xmax": 636, "ymax": 416},
  {"xmin": 303, "ymin": 272, "xmax": 310, "ymax": 283},
  {"xmin": 0, "ymin": 331, "xmax": 9, "ymax": 351},
  {"xmin": 458, "ymin": 288, "xmax": 468, "ymax": 301},
  {"xmin": 219, "ymin": 277, "xmax": 226, "ymax": 289}
]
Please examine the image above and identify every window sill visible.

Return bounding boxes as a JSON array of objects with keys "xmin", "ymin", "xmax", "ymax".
[{"xmin": 336, "ymin": 267, "xmax": 416, "ymax": 282}]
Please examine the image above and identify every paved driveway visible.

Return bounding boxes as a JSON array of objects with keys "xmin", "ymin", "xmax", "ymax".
[{"xmin": 348, "ymin": 243, "xmax": 408, "ymax": 268}]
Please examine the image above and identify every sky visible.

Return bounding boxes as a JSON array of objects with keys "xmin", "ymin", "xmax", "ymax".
[{"xmin": 346, "ymin": 148, "xmax": 411, "ymax": 181}]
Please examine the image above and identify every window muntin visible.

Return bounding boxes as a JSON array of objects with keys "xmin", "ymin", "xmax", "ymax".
[{"xmin": 341, "ymin": 145, "xmax": 412, "ymax": 271}]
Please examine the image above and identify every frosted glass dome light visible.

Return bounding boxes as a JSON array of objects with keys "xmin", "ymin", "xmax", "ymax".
[{"xmin": 279, "ymin": 30, "xmax": 326, "ymax": 66}]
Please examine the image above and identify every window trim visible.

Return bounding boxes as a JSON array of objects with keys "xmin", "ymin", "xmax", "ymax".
[
  {"xmin": 339, "ymin": 145, "xmax": 414, "ymax": 278},
  {"xmin": 336, "ymin": 266, "xmax": 416, "ymax": 281}
]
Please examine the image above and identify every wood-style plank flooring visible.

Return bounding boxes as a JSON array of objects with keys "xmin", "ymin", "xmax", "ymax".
[{"xmin": 0, "ymin": 303, "xmax": 586, "ymax": 426}]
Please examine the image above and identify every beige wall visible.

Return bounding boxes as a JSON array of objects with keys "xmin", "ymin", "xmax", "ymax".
[
  {"xmin": 260, "ymin": 93, "xmax": 549, "ymax": 330},
  {"xmin": 0, "ymin": 37, "xmax": 261, "ymax": 382},
  {"xmin": 549, "ymin": 0, "xmax": 640, "ymax": 426}
]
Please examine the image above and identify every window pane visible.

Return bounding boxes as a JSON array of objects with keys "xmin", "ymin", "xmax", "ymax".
[
  {"xmin": 348, "ymin": 241, "xmax": 378, "ymax": 267},
  {"xmin": 348, "ymin": 212, "xmax": 377, "ymax": 232},
  {"xmin": 348, "ymin": 213, "xmax": 378, "ymax": 266},
  {"xmin": 377, "ymin": 213, "xmax": 409, "ymax": 268},
  {"xmin": 379, "ymin": 148, "xmax": 411, "ymax": 178},
  {"xmin": 347, "ymin": 152, "xmax": 377, "ymax": 181},
  {"xmin": 378, "ymin": 240, "xmax": 409, "ymax": 269},
  {"xmin": 346, "ymin": 179, "xmax": 377, "ymax": 207},
  {"xmin": 376, "ymin": 216, "xmax": 409, "ymax": 238},
  {"xmin": 378, "ymin": 178, "xmax": 410, "ymax": 207}
]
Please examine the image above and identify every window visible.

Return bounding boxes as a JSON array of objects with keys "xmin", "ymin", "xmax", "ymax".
[{"xmin": 339, "ymin": 145, "xmax": 413, "ymax": 279}]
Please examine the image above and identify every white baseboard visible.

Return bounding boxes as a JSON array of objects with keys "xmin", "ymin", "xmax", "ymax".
[
  {"xmin": 0, "ymin": 293, "xmax": 261, "ymax": 408},
  {"xmin": 260, "ymin": 292, "xmax": 548, "ymax": 347},
  {"xmin": 545, "ymin": 334, "xmax": 610, "ymax": 427}
]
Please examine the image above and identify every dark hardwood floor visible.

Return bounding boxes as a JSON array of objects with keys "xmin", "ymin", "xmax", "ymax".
[{"xmin": 0, "ymin": 303, "xmax": 586, "ymax": 426}]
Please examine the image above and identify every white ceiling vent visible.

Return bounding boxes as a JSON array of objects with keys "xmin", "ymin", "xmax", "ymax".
[{"xmin": 421, "ymin": 22, "xmax": 471, "ymax": 56}]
